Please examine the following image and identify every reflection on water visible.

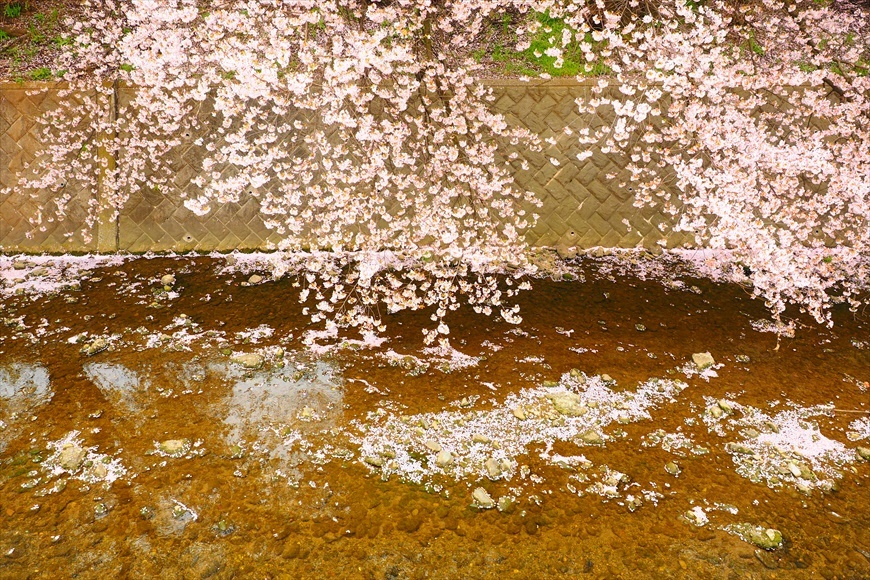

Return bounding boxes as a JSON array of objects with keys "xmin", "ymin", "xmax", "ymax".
[
  {"xmin": 0, "ymin": 363, "xmax": 50, "ymax": 404},
  {"xmin": 0, "ymin": 256, "xmax": 868, "ymax": 579},
  {"xmin": 216, "ymin": 359, "xmax": 344, "ymax": 472},
  {"xmin": 84, "ymin": 362, "xmax": 148, "ymax": 411},
  {"xmin": 0, "ymin": 363, "xmax": 51, "ymax": 454}
]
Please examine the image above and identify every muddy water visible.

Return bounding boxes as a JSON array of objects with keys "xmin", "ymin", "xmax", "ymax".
[{"xmin": 0, "ymin": 256, "xmax": 868, "ymax": 579}]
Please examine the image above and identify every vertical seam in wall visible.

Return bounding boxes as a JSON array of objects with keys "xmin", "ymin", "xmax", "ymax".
[{"xmin": 112, "ymin": 80, "xmax": 120, "ymax": 252}]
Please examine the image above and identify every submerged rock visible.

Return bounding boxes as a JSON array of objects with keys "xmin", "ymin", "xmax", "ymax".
[
  {"xmin": 58, "ymin": 443, "xmax": 86, "ymax": 473},
  {"xmin": 547, "ymin": 392, "xmax": 586, "ymax": 417},
  {"xmin": 497, "ymin": 496, "xmax": 515, "ymax": 513},
  {"xmin": 665, "ymin": 461, "xmax": 681, "ymax": 476},
  {"xmin": 248, "ymin": 274, "xmax": 263, "ymax": 284},
  {"xmin": 160, "ymin": 274, "xmax": 176, "ymax": 286},
  {"xmin": 626, "ymin": 495, "xmax": 643, "ymax": 512},
  {"xmin": 727, "ymin": 523, "xmax": 783, "ymax": 550},
  {"xmin": 472, "ymin": 487, "xmax": 495, "ymax": 509},
  {"xmin": 435, "ymin": 450, "xmax": 453, "ymax": 468},
  {"xmin": 485, "ymin": 458, "xmax": 510, "ymax": 480},
  {"xmin": 578, "ymin": 431, "xmax": 605, "ymax": 446},
  {"xmin": 230, "ymin": 353, "xmax": 264, "ymax": 369},
  {"xmin": 158, "ymin": 439, "xmax": 190, "ymax": 457},
  {"xmin": 81, "ymin": 339, "xmax": 109, "ymax": 357},
  {"xmin": 857, "ymin": 447, "xmax": 870, "ymax": 461},
  {"xmin": 692, "ymin": 352, "xmax": 715, "ymax": 370}
]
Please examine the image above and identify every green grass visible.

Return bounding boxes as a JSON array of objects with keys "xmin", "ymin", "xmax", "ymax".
[
  {"xmin": 28, "ymin": 65, "xmax": 50, "ymax": 80},
  {"xmin": 474, "ymin": 11, "xmax": 610, "ymax": 78},
  {"xmin": 3, "ymin": 2, "xmax": 23, "ymax": 19}
]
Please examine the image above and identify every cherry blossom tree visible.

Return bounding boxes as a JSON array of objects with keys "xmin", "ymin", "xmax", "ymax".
[
  {"xmin": 556, "ymin": 0, "xmax": 870, "ymax": 323},
  {"xmin": 11, "ymin": 0, "xmax": 870, "ymax": 335},
  {"xmin": 17, "ymin": 0, "xmax": 550, "ymax": 341}
]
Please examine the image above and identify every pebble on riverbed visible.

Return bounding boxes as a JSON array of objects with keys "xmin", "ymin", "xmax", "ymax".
[
  {"xmin": 472, "ymin": 487, "xmax": 495, "ymax": 509},
  {"xmin": 80, "ymin": 338, "xmax": 109, "ymax": 357},
  {"xmin": 665, "ymin": 461, "xmax": 682, "ymax": 476},
  {"xmin": 57, "ymin": 442, "xmax": 86, "ymax": 473},
  {"xmin": 725, "ymin": 523, "xmax": 783, "ymax": 550},
  {"xmin": 692, "ymin": 352, "xmax": 715, "ymax": 370},
  {"xmin": 157, "ymin": 439, "xmax": 191, "ymax": 458},
  {"xmin": 230, "ymin": 352, "xmax": 264, "ymax": 370}
]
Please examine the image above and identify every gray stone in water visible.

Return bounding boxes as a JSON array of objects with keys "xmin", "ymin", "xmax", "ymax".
[
  {"xmin": 547, "ymin": 392, "xmax": 586, "ymax": 417},
  {"xmin": 856, "ymin": 447, "xmax": 870, "ymax": 461},
  {"xmin": 248, "ymin": 274, "xmax": 264, "ymax": 284},
  {"xmin": 579, "ymin": 431, "xmax": 604, "ymax": 445},
  {"xmin": 160, "ymin": 274, "xmax": 176, "ymax": 286},
  {"xmin": 472, "ymin": 487, "xmax": 495, "ymax": 509},
  {"xmin": 512, "ymin": 406, "xmax": 527, "ymax": 420},
  {"xmin": 717, "ymin": 399, "xmax": 734, "ymax": 413},
  {"xmin": 231, "ymin": 353, "xmax": 264, "ymax": 369},
  {"xmin": 692, "ymin": 352, "xmax": 715, "ymax": 370},
  {"xmin": 58, "ymin": 443, "xmax": 86, "ymax": 472},
  {"xmin": 497, "ymin": 496, "xmax": 515, "ymax": 513},
  {"xmin": 728, "ymin": 523, "xmax": 783, "ymax": 550},
  {"xmin": 435, "ymin": 450, "xmax": 453, "ymax": 468},
  {"xmin": 424, "ymin": 440, "xmax": 442, "ymax": 452},
  {"xmin": 665, "ymin": 461, "xmax": 681, "ymax": 476},
  {"xmin": 80, "ymin": 338, "xmax": 108, "ymax": 357},
  {"xmin": 485, "ymin": 458, "xmax": 505, "ymax": 480},
  {"xmin": 364, "ymin": 456, "xmax": 384, "ymax": 468},
  {"xmin": 91, "ymin": 463, "xmax": 108, "ymax": 479},
  {"xmin": 726, "ymin": 442, "xmax": 756, "ymax": 456},
  {"xmin": 159, "ymin": 439, "xmax": 189, "ymax": 457}
]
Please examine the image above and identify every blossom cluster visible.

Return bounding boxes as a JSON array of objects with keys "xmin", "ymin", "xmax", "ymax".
[
  {"xmin": 9, "ymin": 0, "xmax": 870, "ymax": 334},
  {"xmin": 562, "ymin": 0, "xmax": 870, "ymax": 323}
]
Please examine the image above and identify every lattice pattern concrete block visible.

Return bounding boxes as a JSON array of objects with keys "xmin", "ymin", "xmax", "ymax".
[
  {"xmin": 0, "ymin": 80, "xmax": 718, "ymax": 254},
  {"xmin": 0, "ymin": 83, "xmax": 101, "ymax": 252}
]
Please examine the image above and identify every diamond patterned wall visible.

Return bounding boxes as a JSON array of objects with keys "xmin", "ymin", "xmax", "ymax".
[
  {"xmin": 1, "ymin": 80, "xmax": 698, "ymax": 254},
  {"xmin": 486, "ymin": 79, "xmax": 691, "ymax": 250},
  {"xmin": 0, "ymin": 83, "xmax": 101, "ymax": 253},
  {"xmin": 116, "ymin": 87, "xmax": 285, "ymax": 253}
]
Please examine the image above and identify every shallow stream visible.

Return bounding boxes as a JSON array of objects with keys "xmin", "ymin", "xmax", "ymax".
[{"xmin": 1, "ymin": 255, "xmax": 868, "ymax": 579}]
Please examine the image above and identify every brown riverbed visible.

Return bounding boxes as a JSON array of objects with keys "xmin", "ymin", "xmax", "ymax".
[{"xmin": 1, "ymin": 255, "xmax": 868, "ymax": 579}]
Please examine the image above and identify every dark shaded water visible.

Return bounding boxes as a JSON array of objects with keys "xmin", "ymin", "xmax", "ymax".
[{"xmin": 1, "ymin": 256, "xmax": 868, "ymax": 579}]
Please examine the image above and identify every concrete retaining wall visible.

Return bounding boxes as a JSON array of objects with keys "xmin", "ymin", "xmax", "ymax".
[{"xmin": 0, "ymin": 79, "xmax": 691, "ymax": 254}]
